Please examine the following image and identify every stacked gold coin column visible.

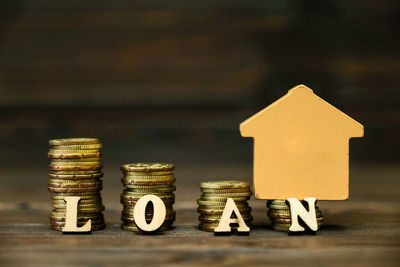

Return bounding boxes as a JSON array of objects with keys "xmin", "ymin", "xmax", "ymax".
[
  {"xmin": 197, "ymin": 181, "xmax": 253, "ymax": 232},
  {"xmin": 47, "ymin": 138, "xmax": 105, "ymax": 231},
  {"xmin": 267, "ymin": 200, "xmax": 324, "ymax": 232},
  {"xmin": 120, "ymin": 163, "xmax": 176, "ymax": 232}
]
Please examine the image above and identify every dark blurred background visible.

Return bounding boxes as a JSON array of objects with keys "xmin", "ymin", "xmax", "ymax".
[{"xmin": 0, "ymin": 0, "xmax": 399, "ymax": 168}]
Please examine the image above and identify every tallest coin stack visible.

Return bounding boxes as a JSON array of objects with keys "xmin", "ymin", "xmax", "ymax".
[{"xmin": 47, "ymin": 138, "xmax": 105, "ymax": 231}]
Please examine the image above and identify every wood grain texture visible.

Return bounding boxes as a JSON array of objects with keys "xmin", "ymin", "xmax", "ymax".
[{"xmin": 0, "ymin": 163, "xmax": 399, "ymax": 266}]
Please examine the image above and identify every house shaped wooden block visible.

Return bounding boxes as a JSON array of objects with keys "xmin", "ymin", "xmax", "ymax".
[{"xmin": 240, "ymin": 85, "xmax": 364, "ymax": 200}]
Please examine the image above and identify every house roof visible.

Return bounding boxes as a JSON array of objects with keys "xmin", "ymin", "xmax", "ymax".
[{"xmin": 240, "ymin": 84, "xmax": 364, "ymax": 137}]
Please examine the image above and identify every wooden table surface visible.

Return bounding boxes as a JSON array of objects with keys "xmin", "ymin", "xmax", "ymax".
[{"xmin": 0, "ymin": 163, "xmax": 399, "ymax": 266}]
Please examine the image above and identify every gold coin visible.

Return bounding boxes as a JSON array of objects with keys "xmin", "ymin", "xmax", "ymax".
[
  {"xmin": 122, "ymin": 174, "xmax": 174, "ymax": 180},
  {"xmin": 201, "ymin": 192, "xmax": 252, "ymax": 197},
  {"xmin": 49, "ymin": 148, "xmax": 101, "ymax": 154},
  {"xmin": 121, "ymin": 224, "xmax": 172, "ymax": 232},
  {"xmin": 122, "ymin": 184, "xmax": 175, "ymax": 189},
  {"xmin": 267, "ymin": 203, "xmax": 321, "ymax": 210},
  {"xmin": 120, "ymin": 163, "xmax": 174, "ymax": 172},
  {"xmin": 197, "ymin": 207, "xmax": 251, "ymax": 215},
  {"xmin": 121, "ymin": 196, "xmax": 174, "ymax": 204},
  {"xmin": 122, "ymin": 177, "xmax": 175, "ymax": 185},
  {"xmin": 122, "ymin": 170, "xmax": 173, "ymax": 176},
  {"xmin": 271, "ymin": 222, "xmax": 323, "ymax": 232},
  {"xmin": 50, "ymin": 210, "xmax": 103, "ymax": 218},
  {"xmin": 49, "ymin": 170, "xmax": 101, "ymax": 175},
  {"xmin": 49, "ymin": 161, "xmax": 102, "ymax": 166},
  {"xmin": 200, "ymin": 196, "xmax": 250, "ymax": 202},
  {"xmin": 48, "ymin": 180, "xmax": 102, "ymax": 188},
  {"xmin": 49, "ymin": 138, "xmax": 100, "ymax": 146},
  {"xmin": 49, "ymin": 164, "xmax": 102, "ymax": 171},
  {"xmin": 48, "ymin": 152, "xmax": 101, "ymax": 159},
  {"xmin": 121, "ymin": 215, "xmax": 175, "ymax": 223},
  {"xmin": 50, "ymin": 213, "xmax": 103, "ymax": 220},
  {"xmin": 197, "ymin": 203, "xmax": 249, "ymax": 211},
  {"xmin": 51, "ymin": 192, "xmax": 100, "ymax": 198},
  {"xmin": 51, "ymin": 224, "xmax": 105, "ymax": 231},
  {"xmin": 121, "ymin": 208, "xmax": 176, "ymax": 217},
  {"xmin": 52, "ymin": 194, "xmax": 101, "ymax": 200},
  {"xmin": 50, "ymin": 217, "xmax": 104, "ymax": 224},
  {"xmin": 48, "ymin": 185, "xmax": 102, "ymax": 193},
  {"xmin": 272, "ymin": 217, "xmax": 324, "ymax": 224},
  {"xmin": 50, "ymin": 157, "xmax": 102, "ymax": 162},
  {"xmin": 124, "ymin": 185, "xmax": 176, "ymax": 193},
  {"xmin": 267, "ymin": 204, "xmax": 289, "ymax": 210},
  {"xmin": 52, "ymin": 199, "xmax": 101, "ymax": 206},
  {"xmin": 51, "ymin": 143, "xmax": 102, "ymax": 150},
  {"xmin": 50, "ymin": 216, "xmax": 103, "ymax": 223},
  {"xmin": 200, "ymin": 215, "xmax": 253, "ymax": 224},
  {"xmin": 200, "ymin": 181, "xmax": 250, "ymax": 189},
  {"xmin": 121, "ymin": 199, "xmax": 174, "ymax": 208},
  {"xmin": 49, "ymin": 178, "xmax": 101, "ymax": 183},
  {"xmin": 268, "ymin": 211, "xmax": 322, "ymax": 218},
  {"xmin": 48, "ymin": 172, "xmax": 103, "ymax": 179},
  {"xmin": 201, "ymin": 188, "xmax": 251, "ymax": 193},
  {"xmin": 53, "ymin": 205, "xmax": 105, "ymax": 213},
  {"xmin": 121, "ymin": 190, "xmax": 174, "ymax": 198},
  {"xmin": 198, "ymin": 223, "xmax": 250, "ymax": 232},
  {"xmin": 121, "ymin": 219, "xmax": 175, "ymax": 228},
  {"xmin": 197, "ymin": 199, "xmax": 248, "ymax": 206},
  {"xmin": 52, "ymin": 202, "xmax": 104, "ymax": 209},
  {"xmin": 267, "ymin": 200, "xmax": 286, "ymax": 204}
]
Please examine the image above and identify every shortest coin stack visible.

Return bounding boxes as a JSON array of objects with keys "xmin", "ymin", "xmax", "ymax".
[
  {"xmin": 120, "ymin": 163, "xmax": 176, "ymax": 232},
  {"xmin": 48, "ymin": 138, "xmax": 105, "ymax": 231},
  {"xmin": 267, "ymin": 200, "xmax": 324, "ymax": 232},
  {"xmin": 197, "ymin": 181, "xmax": 253, "ymax": 232}
]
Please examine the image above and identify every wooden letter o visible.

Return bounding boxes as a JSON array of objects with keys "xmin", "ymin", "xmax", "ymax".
[{"xmin": 133, "ymin": 195, "xmax": 166, "ymax": 232}]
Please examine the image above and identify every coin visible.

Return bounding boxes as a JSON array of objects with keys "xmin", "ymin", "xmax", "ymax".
[
  {"xmin": 48, "ymin": 172, "xmax": 103, "ymax": 179},
  {"xmin": 267, "ymin": 199, "xmax": 325, "ymax": 232},
  {"xmin": 121, "ymin": 163, "xmax": 175, "ymax": 172},
  {"xmin": 51, "ymin": 143, "xmax": 103, "ymax": 150},
  {"xmin": 198, "ymin": 223, "xmax": 250, "ymax": 233},
  {"xmin": 200, "ymin": 188, "xmax": 251, "ymax": 193},
  {"xmin": 121, "ymin": 224, "xmax": 171, "ymax": 232},
  {"xmin": 48, "ymin": 186, "xmax": 102, "ymax": 193},
  {"xmin": 49, "ymin": 138, "xmax": 100, "ymax": 146},
  {"xmin": 197, "ymin": 180, "xmax": 253, "ymax": 232},
  {"xmin": 52, "ymin": 199, "xmax": 101, "ymax": 206},
  {"xmin": 200, "ymin": 181, "xmax": 250, "ymax": 189},
  {"xmin": 48, "ymin": 164, "xmax": 102, "ymax": 171},
  {"xmin": 199, "ymin": 215, "xmax": 253, "ymax": 224},
  {"xmin": 201, "ymin": 192, "xmax": 252, "ymax": 197},
  {"xmin": 49, "ymin": 170, "xmax": 101, "ymax": 175},
  {"xmin": 268, "ymin": 211, "xmax": 322, "ymax": 219},
  {"xmin": 200, "ymin": 196, "xmax": 250, "ymax": 202},
  {"xmin": 122, "ymin": 170, "xmax": 174, "ymax": 176},
  {"xmin": 48, "ymin": 180, "xmax": 102, "ymax": 188},
  {"xmin": 50, "ymin": 157, "xmax": 102, "ymax": 162},
  {"xmin": 52, "ymin": 203, "xmax": 105, "ymax": 210},
  {"xmin": 51, "ymin": 224, "xmax": 105, "ymax": 231},
  {"xmin": 48, "ymin": 152, "xmax": 102, "ymax": 159},
  {"xmin": 197, "ymin": 199, "xmax": 248, "ymax": 207},
  {"xmin": 119, "ymin": 162, "xmax": 176, "ymax": 232},
  {"xmin": 197, "ymin": 206, "xmax": 251, "ymax": 215}
]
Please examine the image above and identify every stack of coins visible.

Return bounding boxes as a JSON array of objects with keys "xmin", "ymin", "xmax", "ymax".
[
  {"xmin": 120, "ymin": 163, "xmax": 176, "ymax": 232},
  {"xmin": 267, "ymin": 200, "xmax": 324, "ymax": 232},
  {"xmin": 47, "ymin": 138, "xmax": 105, "ymax": 231},
  {"xmin": 197, "ymin": 181, "xmax": 253, "ymax": 232}
]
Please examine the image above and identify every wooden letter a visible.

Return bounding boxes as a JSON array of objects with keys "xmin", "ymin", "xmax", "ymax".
[{"xmin": 215, "ymin": 198, "xmax": 250, "ymax": 233}]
